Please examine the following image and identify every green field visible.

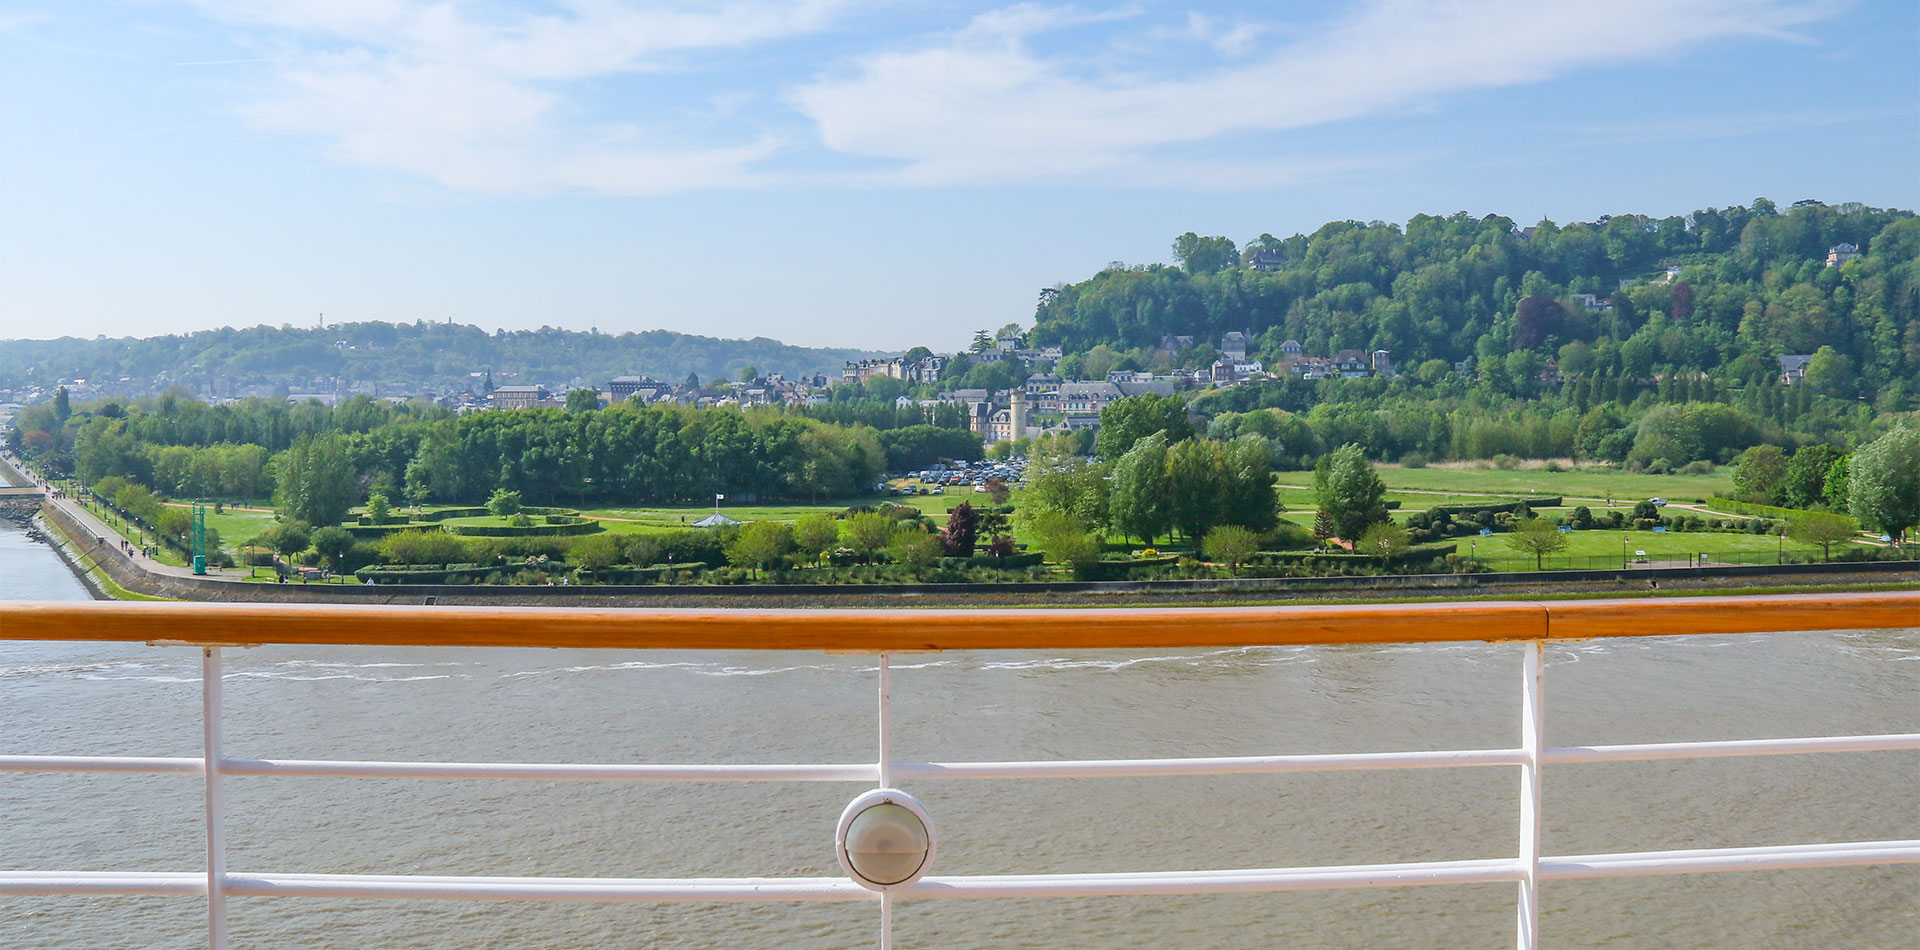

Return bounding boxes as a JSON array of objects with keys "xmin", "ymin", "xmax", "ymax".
[
  {"xmin": 1276, "ymin": 464, "xmax": 1737, "ymax": 504},
  {"xmin": 1456, "ymin": 528, "xmax": 1861, "ymax": 571}
]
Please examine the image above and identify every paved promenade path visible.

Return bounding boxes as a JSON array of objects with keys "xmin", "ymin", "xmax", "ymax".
[{"xmin": 0, "ymin": 452, "xmax": 251, "ymax": 582}]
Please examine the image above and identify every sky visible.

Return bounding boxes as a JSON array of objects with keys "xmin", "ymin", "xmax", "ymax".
[{"xmin": 1, "ymin": 1, "xmax": 1915, "ymax": 353}]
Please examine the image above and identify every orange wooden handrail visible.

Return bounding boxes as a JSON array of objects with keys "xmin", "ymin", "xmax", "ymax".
[{"xmin": 0, "ymin": 592, "xmax": 1912, "ymax": 651}]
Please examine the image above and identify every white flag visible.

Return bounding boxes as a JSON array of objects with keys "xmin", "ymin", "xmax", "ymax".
[{"xmin": 716, "ymin": 493, "xmax": 725, "ymax": 500}]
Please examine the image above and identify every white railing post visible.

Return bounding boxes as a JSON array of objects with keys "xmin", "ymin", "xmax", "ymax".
[
  {"xmin": 876, "ymin": 654, "xmax": 894, "ymax": 950},
  {"xmin": 202, "ymin": 647, "xmax": 228, "ymax": 950},
  {"xmin": 1517, "ymin": 640, "xmax": 1544, "ymax": 950}
]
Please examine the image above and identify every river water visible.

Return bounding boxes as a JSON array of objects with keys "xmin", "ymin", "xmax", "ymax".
[{"xmin": 2, "ymin": 520, "xmax": 1915, "ymax": 948}]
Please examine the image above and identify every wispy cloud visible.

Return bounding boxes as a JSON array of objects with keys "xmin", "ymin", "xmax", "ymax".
[
  {"xmin": 172, "ymin": 0, "xmax": 1841, "ymax": 195},
  {"xmin": 792, "ymin": 0, "xmax": 1837, "ymax": 186},
  {"xmin": 190, "ymin": 0, "xmax": 850, "ymax": 194}
]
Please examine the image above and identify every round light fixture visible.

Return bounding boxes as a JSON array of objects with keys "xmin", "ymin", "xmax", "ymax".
[{"xmin": 836, "ymin": 788, "xmax": 935, "ymax": 891}]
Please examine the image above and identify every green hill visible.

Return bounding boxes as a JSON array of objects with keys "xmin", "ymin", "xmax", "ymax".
[{"xmin": 0, "ymin": 322, "xmax": 887, "ymax": 393}]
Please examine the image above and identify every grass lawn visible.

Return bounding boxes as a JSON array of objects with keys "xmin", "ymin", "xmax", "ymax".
[
  {"xmin": 1456, "ymin": 528, "xmax": 1861, "ymax": 571},
  {"xmin": 1369, "ymin": 464, "xmax": 1732, "ymax": 502},
  {"xmin": 203, "ymin": 508, "xmax": 277, "ymax": 554}
]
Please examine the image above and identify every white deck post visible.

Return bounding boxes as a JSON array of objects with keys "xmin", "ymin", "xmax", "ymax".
[
  {"xmin": 877, "ymin": 654, "xmax": 894, "ymax": 950},
  {"xmin": 202, "ymin": 647, "xmax": 229, "ymax": 950},
  {"xmin": 1517, "ymin": 640, "xmax": 1544, "ymax": 950}
]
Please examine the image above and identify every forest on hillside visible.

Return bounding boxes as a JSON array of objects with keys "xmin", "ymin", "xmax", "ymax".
[
  {"xmin": 0, "ymin": 322, "xmax": 886, "ymax": 393},
  {"xmin": 1031, "ymin": 199, "xmax": 1918, "ymax": 408}
]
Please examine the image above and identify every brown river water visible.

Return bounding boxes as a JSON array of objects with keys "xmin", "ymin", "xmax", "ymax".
[{"xmin": 2, "ymin": 522, "xmax": 1915, "ymax": 948}]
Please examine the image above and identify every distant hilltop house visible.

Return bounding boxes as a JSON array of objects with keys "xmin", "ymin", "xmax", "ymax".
[
  {"xmin": 1245, "ymin": 249, "xmax": 1287, "ymax": 272},
  {"xmin": 1281, "ymin": 348, "xmax": 1391, "ymax": 381},
  {"xmin": 1778, "ymin": 354, "xmax": 1814, "ymax": 385},
  {"xmin": 1826, "ymin": 243, "xmax": 1862, "ymax": 268},
  {"xmin": 1571, "ymin": 293, "xmax": 1613, "ymax": 312}
]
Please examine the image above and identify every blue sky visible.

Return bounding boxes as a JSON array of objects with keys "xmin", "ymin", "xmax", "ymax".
[{"xmin": 1, "ymin": 1, "xmax": 1915, "ymax": 352}]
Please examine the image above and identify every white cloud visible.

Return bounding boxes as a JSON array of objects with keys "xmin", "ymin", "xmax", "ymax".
[
  {"xmin": 191, "ymin": 0, "xmax": 848, "ymax": 194},
  {"xmin": 792, "ymin": 0, "xmax": 1837, "ymax": 185},
  {"xmin": 175, "ymin": 0, "xmax": 1841, "ymax": 195}
]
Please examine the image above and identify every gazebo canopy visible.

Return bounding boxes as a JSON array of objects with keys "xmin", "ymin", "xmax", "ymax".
[{"xmin": 692, "ymin": 513, "xmax": 741, "ymax": 528}]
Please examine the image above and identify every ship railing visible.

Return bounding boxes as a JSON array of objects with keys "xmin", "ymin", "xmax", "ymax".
[{"xmin": 2, "ymin": 592, "xmax": 1917, "ymax": 950}]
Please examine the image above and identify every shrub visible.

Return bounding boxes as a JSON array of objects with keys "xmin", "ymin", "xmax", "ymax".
[
  {"xmin": 1680, "ymin": 460, "xmax": 1715, "ymax": 476},
  {"xmin": 1492, "ymin": 454, "xmax": 1521, "ymax": 470}
]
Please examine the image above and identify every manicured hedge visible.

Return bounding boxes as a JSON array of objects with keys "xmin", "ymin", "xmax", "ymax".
[
  {"xmin": 416, "ymin": 507, "xmax": 490, "ymax": 522},
  {"xmin": 1252, "ymin": 540, "xmax": 1456, "ymax": 568},
  {"xmin": 937, "ymin": 551, "xmax": 1046, "ymax": 570},
  {"xmin": 443, "ymin": 521, "xmax": 603, "ymax": 537},
  {"xmin": 1425, "ymin": 497, "xmax": 1561, "ymax": 519},
  {"xmin": 1708, "ymin": 497, "xmax": 1814, "ymax": 520}
]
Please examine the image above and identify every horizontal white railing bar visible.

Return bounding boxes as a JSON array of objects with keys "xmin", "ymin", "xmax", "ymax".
[
  {"xmin": 1540, "ymin": 733, "xmax": 1920, "ymax": 763},
  {"xmin": 0, "ymin": 754, "xmax": 202, "ymax": 774},
  {"xmin": 0, "ymin": 871, "xmax": 206, "ymax": 897},
  {"xmin": 1541, "ymin": 839, "xmax": 1920, "ymax": 879},
  {"xmin": 5, "ymin": 734, "xmax": 1915, "ymax": 779},
  {"xmin": 8, "ymin": 840, "xmax": 1914, "ymax": 902},
  {"xmin": 893, "ymin": 748, "xmax": 1527, "ymax": 778},
  {"xmin": 221, "ymin": 759, "xmax": 877, "ymax": 782}
]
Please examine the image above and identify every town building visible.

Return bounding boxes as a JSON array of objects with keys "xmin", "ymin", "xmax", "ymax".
[
  {"xmin": 489, "ymin": 385, "xmax": 551, "ymax": 409},
  {"xmin": 1826, "ymin": 243, "xmax": 1862, "ymax": 268}
]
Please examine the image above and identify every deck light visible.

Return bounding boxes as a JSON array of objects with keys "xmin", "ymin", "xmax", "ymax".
[{"xmin": 836, "ymin": 788, "xmax": 935, "ymax": 891}]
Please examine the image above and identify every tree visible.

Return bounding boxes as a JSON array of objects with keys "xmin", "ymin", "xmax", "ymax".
[
  {"xmin": 1165, "ymin": 439, "xmax": 1224, "ymax": 542},
  {"xmin": 1357, "ymin": 521, "xmax": 1411, "ymax": 558},
  {"xmin": 1023, "ymin": 435, "xmax": 1109, "ymax": 530},
  {"xmin": 569, "ymin": 534, "xmax": 622, "ymax": 576},
  {"xmin": 1312, "ymin": 508, "xmax": 1335, "ymax": 550},
  {"xmin": 1731, "ymin": 445, "xmax": 1788, "ymax": 504},
  {"xmin": 1109, "ymin": 431, "xmax": 1172, "ymax": 544},
  {"xmin": 1202, "ymin": 524, "xmax": 1259, "ymax": 575},
  {"xmin": 844, "ymin": 511, "xmax": 896, "ymax": 564},
  {"xmin": 366, "ymin": 489, "xmax": 393, "ymax": 523},
  {"xmin": 1823, "ymin": 455, "xmax": 1851, "ymax": 512},
  {"xmin": 260, "ymin": 521, "xmax": 312, "ymax": 562},
  {"xmin": 793, "ymin": 513, "xmax": 841, "ymax": 566},
  {"xmin": 271, "ymin": 433, "xmax": 357, "ymax": 528},
  {"xmin": 1848, "ymin": 426, "xmax": 1920, "ymax": 543},
  {"xmin": 565, "ymin": 388, "xmax": 601, "ymax": 412},
  {"xmin": 970, "ymin": 330, "xmax": 993, "ymax": 353},
  {"xmin": 726, "ymin": 521, "xmax": 793, "ymax": 577},
  {"xmin": 1096, "ymin": 394, "xmax": 1192, "ymax": 459},
  {"xmin": 1780, "ymin": 445, "xmax": 1843, "ymax": 510},
  {"xmin": 1787, "ymin": 512, "xmax": 1856, "ymax": 562},
  {"xmin": 886, "ymin": 528, "xmax": 942, "ymax": 577},
  {"xmin": 1801, "ymin": 346, "xmax": 1854, "ymax": 397},
  {"xmin": 487, "ymin": 488, "xmax": 523, "ymax": 518},
  {"xmin": 309, "ymin": 525, "xmax": 354, "ymax": 572},
  {"xmin": 1021, "ymin": 509, "xmax": 1103, "ymax": 578},
  {"xmin": 1171, "ymin": 232, "xmax": 1237, "ymax": 274},
  {"xmin": 1216, "ymin": 437, "xmax": 1279, "ymax": 534},
  {"xmin": 1503, "ymin": 517, "xmax": 1570, "ymax": 570},
  {"xmin": 52, "ymin": 386, "xmax": 71, "ymax": 425},
  {"xmin": 939, "ymin": 501, "xmax": 978, "ymax": 557},
  {"xmin": 1313, "ymin": 444, "xmax": 1388, "ymax": 542}
]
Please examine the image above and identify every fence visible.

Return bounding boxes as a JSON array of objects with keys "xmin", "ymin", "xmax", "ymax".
[{"xmin": 2, "ymin": 594, "xmax": 1917, "ymax": 950}]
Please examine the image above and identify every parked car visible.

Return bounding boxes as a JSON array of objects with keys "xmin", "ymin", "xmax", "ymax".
[{"xmin": 1649, "ymin": 497, "xmax": 1667, "ymax": 507}]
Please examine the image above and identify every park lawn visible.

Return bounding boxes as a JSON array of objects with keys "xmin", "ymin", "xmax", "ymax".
[
  {"xmin": 1275, "ymin": 465, "xmax": 1735, "ymax": 505},
  {"xmin": 1454, "ymin": 528, "xmax": 1861, "ymax": 571},
  {"xmin": 203, "ymin": 508, "xmax": 277, "ymax": 554}
]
